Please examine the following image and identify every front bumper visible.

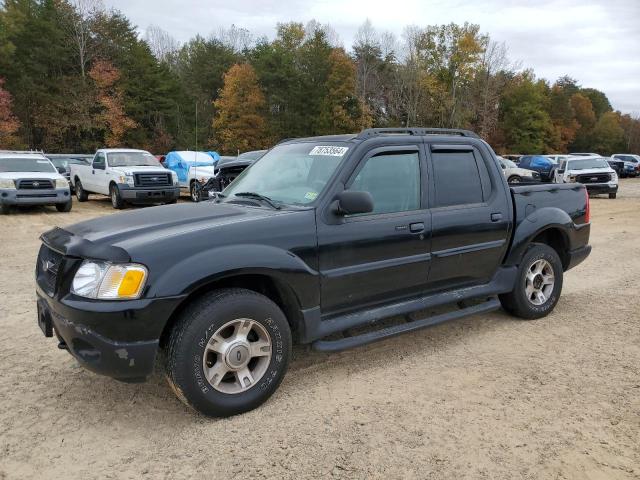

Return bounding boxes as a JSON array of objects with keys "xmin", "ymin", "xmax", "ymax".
[
  {"xmin": 582, "ymin": 183, "xmax": 618, "ymax": 194},
  {"xmin": 1, "ymin": 187, "xmax": 70, "ymax": 205},
  {"xmin": 117, "ymin": 184, "xmax": 180, "ymax": 204},
  {"xmin": 36, "ymin": 283, "xmax": 185, "ymax": 382}
]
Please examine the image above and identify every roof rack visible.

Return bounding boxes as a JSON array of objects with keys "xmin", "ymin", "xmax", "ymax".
[{"xmin": 356, "ymin": 128, "xmax": 479, "ymax": 139}]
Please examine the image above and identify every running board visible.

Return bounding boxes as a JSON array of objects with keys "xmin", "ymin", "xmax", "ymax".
[{"xmin": 312, "ymin": 297, "xmax": 500, "ymax": 352}]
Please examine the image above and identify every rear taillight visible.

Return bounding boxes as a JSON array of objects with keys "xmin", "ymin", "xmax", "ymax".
[{"xmin": 584, "ymin": 188, "xmax": 590, "ymax": 223}]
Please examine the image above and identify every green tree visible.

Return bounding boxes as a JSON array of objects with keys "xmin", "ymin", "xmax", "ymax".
[
  {"xmin": 213, "ymin": 64, "xmax": 268, "ymax": 153},
  {"xmin": 569, "ymin": 93, "xmax": 596, "ymax": 151},
  {"xmin": 580, "ymin": 88, "xmax": 612, "ymax": 118},
  {"xmin": 499, "ymin": 72, "xmax": 553, "ymax": 153},
  {"xmin": 591, "ymin": 112, "xmax": 625, "ymax": 155},
  {"xmin": 319, "ymin": 49, "xmax": 371, "ymax": 133}
]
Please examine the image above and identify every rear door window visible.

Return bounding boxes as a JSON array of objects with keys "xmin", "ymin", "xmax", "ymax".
[{"xmin": 431, "ymin": 149, "xmax": 484, "ymax": 207}]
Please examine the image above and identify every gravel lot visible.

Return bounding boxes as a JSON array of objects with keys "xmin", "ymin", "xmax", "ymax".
[{"xmin": 1, "ymin": 183, "xmax": 639, "ymax": 480}]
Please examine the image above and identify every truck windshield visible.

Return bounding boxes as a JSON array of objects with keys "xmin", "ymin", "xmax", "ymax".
[
  {"xmin": 108, "ymin": 152, "xmax": 161, "ymax": 167},
  {"xmin": 0, "ymin": 157, "xmax": 57, "ymax": 173},
  {"xmin": 224, "ymin": 142, "xmax": 349, "ymax": 205},
  {"xmin": 567, "ymin": 158, "xmax": 609, "ymax": 170}
]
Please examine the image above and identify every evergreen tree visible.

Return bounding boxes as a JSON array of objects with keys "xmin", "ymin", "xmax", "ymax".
[{"xmin": 213, "ymin": 64, "xmax": 268, "ymax": 154}]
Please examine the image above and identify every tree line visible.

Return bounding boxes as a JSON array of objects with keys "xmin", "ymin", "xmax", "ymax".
[{"xmin": 1, "ymin": 0, "xmax": 639, "ymax": 155}]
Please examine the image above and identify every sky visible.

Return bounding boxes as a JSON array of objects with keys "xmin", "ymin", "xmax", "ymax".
[{"xmin": 105, "ymin": 0, "xmax": 640, "ymax": 114}]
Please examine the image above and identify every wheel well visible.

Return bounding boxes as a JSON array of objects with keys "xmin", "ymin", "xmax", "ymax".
[
  {"xmin": 531, "ymin": 228, "xmax": 569, "ymax": 270},
  {"xmin": 158, "ymin": 274, "xmax": 303, "ymax": 349}
]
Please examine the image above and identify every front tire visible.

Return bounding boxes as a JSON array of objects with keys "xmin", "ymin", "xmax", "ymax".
[
  {"xmin": 508, "ymin": 175, "xmax": 522, "ymax": 184},
  {"xmin": 56, "ymin": 200, "xmax": 72, "ymax": 212},
  {"xmin": 110, "ymin": 184, "xmax": 125, "ymax": 209},
  {"xmin": 499, "ymin": 243, "xmax": 563, "ymax": 320},
  {"xmin": 75, "ymin": 180, "xmax": 88, "ymax": 202},
  {"xmin": 609, "ymin": 193, "xmax": 617, "ymax": 199},
  {"xmin": 190, "ymin": 181, "xmax": 202, "ymax": 202},
  {"xmin": 0, "ymin": 203, "xmax": 10, "ymax": 215},
  {"xmin": 165, "ymin": 288, "xmax": 292, "ymax": 417}
]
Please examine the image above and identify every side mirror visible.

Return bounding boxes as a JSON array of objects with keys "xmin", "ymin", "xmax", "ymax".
[
  {"xmin": 558, "ymin": 169, "xmax": 565, "ymax": 174},
  {"xmin": 56, "ymin": 167, "xmax": 66, "ymax": 174},
  {"xmin": 334, "ymin": 190, "xmax": 374, "ymax": 216},
  {"xmin": 500, "ymin": 163, "xmax": 506, "ymax": 169}
]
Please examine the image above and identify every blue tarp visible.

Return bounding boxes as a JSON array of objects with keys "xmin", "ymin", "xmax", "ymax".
[{"xmin": 164, "ymin": 151, "xmax": 219, "ymax": 183}]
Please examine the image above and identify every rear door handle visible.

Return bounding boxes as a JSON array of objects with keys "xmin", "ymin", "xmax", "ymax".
[
  {"xmin": 491, "ymin": 213, "xmax": 503, "ymax": 222},
  {"xmin": 410, "ymin": 222, "xmax": 425, "ymax": 233}
]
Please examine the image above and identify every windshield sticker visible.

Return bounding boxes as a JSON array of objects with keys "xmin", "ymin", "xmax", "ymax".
[
  {"xmin": 304, "ymin": 191, "xmax": 318, "ymax": 200},
  {"xmin": 309, "ymin": 146, "xmax": 348, "ymax": 157}
]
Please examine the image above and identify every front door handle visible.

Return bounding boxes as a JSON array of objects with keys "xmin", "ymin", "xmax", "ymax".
[
  {"xmin": 491, "ymin": 213, "xmax": 503, "ymax": 222},
  {"xmin": 409, "ymin": 222, "xmax": 425, "ymax": 233}
]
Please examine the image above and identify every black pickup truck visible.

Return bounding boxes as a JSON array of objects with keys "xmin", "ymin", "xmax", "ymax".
[{"xmin": 36, "ymin": 128, "xmax": 591, "ymax": 417}]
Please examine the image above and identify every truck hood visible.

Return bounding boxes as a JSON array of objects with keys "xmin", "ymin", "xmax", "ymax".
[
  {"xmin": 0, "ymin": 171, "xmax": 64, "ymax": 181},
  {"xmin": 46, "ymin": 202, "xmax": 296, "ymax": 260}
]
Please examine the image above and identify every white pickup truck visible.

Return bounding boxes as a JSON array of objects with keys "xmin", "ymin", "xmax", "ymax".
[
  {"xmin": 70, "ymin": 149, "xmax": 180, "ymax": 209},
  {"xmin": 554, "ymin": 155, "xmax": 618, "ymax": 199}
]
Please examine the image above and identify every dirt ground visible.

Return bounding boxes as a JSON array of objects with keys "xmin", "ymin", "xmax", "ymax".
[{"xmin": 1, "ymin": 183, "xmax": 639, "ymax": 480}]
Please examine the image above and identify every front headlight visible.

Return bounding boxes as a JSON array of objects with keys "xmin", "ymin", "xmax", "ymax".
[
  {"xmin": 55, "ymin": 178, "xmax": 68, "ymax": 188},
  {"xmin": 0, "ymin": 179, "xmax": 16, "ymax": 189},
  {"xmin": 120, "ymin": 174, "xmax": 135, "ymax": 186},
  {"xmin": 71, "ymin": 261, "xmax": 148, "ymax": 300},
  {"xmin": 171, "ymin": 172, "xmax": 179, "ymax": 185},
  {"xmin": 611, "ymin": 172, "xmax": 618, "ymax": 182}
]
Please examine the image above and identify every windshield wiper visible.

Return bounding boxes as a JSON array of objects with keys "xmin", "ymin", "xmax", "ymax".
[{"xmin": 234, "ymin": 192, "xmax": 281, "ymax": 210}]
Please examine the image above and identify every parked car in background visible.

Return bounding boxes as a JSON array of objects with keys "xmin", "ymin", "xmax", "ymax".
[
  {"xmin": 554, "ymin": 156, "xmax": 618, "ymax": 198},
  {"xmin": 502, "ymin": 154, "xmax": 522, "ymax": 164},
  {"xmin": 517, "ymin": 155, "xmax": 557, "ymax": 182},
  {"xmin": 543, "ymin": 154, "xmax": 570, "ymax": 164},
  {"xmin": 163, "ymin": 151, "xmax": 220, "ymax": 202},
  {"xmin": 46, "ymin": 154, "xmax": 92, "ymax": 192},
  {"xmin": 1, "ymin": 151, "xmax": 72, "ymax": 214},
  {"xmin": 611, "ymin": 154, "xmax": 640, "ymax": 177},
  {"xmin": 236, "ymin": 150, "xmax": 267, "ymax": 162},
  {"xmin": 605, "ymin": 157, "xmax": 625, "ymax": 177},
  {"xmin": 497, "ymin": 156, "xmax": 540, "ymax": 183},
  {"xmin": 197, "ymin": 151, "xmax": 266, "ymax": 201},
  {"xmin": 570, "ymin": 152, "xmax": 600, "ymax": 157},
  {"xmin": 70, "ymin": 148, "xmax": 180, "ymax": 209}
]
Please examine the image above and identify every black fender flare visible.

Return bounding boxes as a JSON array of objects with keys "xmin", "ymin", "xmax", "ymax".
[
  {"xmin": 504, "ymin": 207, "xmax": 574, "ymax": 267},
  {"xmin": 149, "ymin": 244, "xmax": 319, "ymax": 309}
]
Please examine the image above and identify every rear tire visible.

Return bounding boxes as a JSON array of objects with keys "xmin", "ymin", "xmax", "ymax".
[
  {"xmin": 165, "ymin": 288, "xmax": 292, "ymax": 417},
  {"xmin": 508, "ymin": 175, "xmax": 521, "ymax": 184},
  {"xmin": 499, "ymin": 243, "xmax": 563, "ymax": 320},
  {"xmin": 110, "ymin": 184, "xmax": 125, "ymax": 209},
  {"xmin": 75, "ymin": 180, "xmax": 88, "ymax": 202},
  {"xmin": 56, "ymin": 200, "xmax": 72, "ymax": 212},
  {"xmin": 609, "ymin": 193, "xmax": 617, "ymax": 199}
]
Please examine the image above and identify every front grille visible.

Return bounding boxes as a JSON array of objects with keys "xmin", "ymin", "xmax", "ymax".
[
  {"xmin": 577, "ymin": 173, "xmax": 610, "ymax": 184},
  {"xmin": 17, "ymin": 179, "xmax": 54, "ymax": 190},
  {"xmin": 134, "ymin": 172, "xmax": 171, "ymax": 187},
  {"xmin": 17, "ymin": 194, "xmax": 57, "ymax": 198},
  {"xmin": 36, "ymin": 245, "xmax": 64, "ymax": 296}
]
